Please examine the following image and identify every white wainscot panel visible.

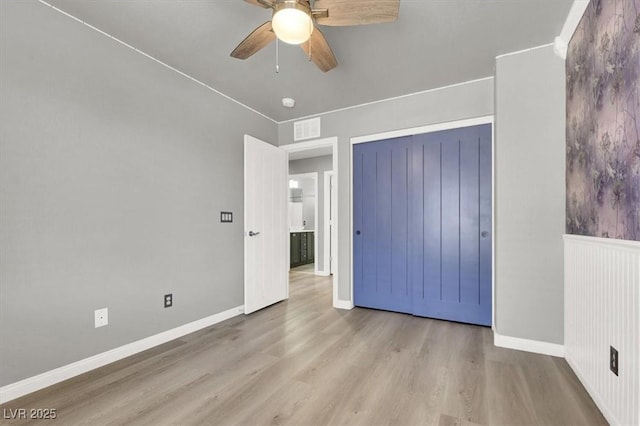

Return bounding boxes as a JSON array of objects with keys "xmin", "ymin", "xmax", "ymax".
[{"xmin": 564, "ymin": 235, "xmax": 640, "ymax": 426}]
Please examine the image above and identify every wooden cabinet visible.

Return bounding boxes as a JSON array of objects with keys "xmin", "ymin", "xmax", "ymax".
[
  {"xmin": 290, "ymin": 233, "xmax": 301, "ymax": 265},
  {"xmin": 290, "ymin": 232, "xmax": 314, "ymax": 267},
  {"xmin": 307, "ymin": 233, "xmax": 314, "ymax": 262}
]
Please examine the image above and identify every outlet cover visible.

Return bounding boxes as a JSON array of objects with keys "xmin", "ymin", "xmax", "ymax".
[
  {"xmin": 164, "ymin": 293, "xmax": 173, "ymax": 308},
  {"xmin": 94, "ymin": 308, "xmax": 108, "ymax": 328},
  {"xmin": 610, "ymin": 346, "xmax": 618, "ymax": 376}
]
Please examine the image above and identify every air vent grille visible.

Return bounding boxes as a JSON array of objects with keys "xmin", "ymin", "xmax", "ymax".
[{"xmin": 293, "ymin": 117, "xmax": 321, "ymax": 141}]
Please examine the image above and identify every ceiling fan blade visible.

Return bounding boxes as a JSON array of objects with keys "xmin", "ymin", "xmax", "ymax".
[
  {"xmin": 313, "ymin": 0, "xmax": 399, "ymax": 26},
  {"xmin": 243, "ymin": 0, "xmax": 274, "ymax": 9},
  {"xmin": 230, "ymin": 21, "xmax": 276, "ymax": 60},
  {"xmin": 300, "ymin": 27, "xmax": 337, "ymax": 72}
]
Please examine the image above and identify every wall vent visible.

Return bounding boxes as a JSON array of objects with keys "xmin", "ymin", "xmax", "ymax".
[{"xmin": 294, "ymin": 117, "xmax": 321, "ymax": 141}]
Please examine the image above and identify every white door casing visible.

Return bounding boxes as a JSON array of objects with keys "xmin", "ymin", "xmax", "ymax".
[
  {"xmin": 244, "ymin": 135, "xmax": 288, "ymax": 314},
  {"xmin": 324, "ymin": 171, "xmax": 335, "ymax": 275}
]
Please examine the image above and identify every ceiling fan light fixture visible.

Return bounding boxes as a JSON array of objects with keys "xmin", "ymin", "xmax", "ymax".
[{"xmin": 271, "ymin": 2, "xmax": 313, "ymax": 45}]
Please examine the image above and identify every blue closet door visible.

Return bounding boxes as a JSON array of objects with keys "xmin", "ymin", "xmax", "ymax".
[
  {"xmin": 411, "ymin": 125, "xmax": 492, "ymax": 325},
  {"xmin": 353, "ymin": 124, "xmax": 492, "ymax": 326},
  {"xmin": 353, "ymin": 136, "xmax": 413, "ymax": 314}
]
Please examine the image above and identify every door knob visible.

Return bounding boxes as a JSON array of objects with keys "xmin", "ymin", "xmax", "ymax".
[
  {"xmin": 356, "ymin": 230, "xmax": 361, "ymax": 235},
  {"xmin": 248, "ymin": 231, "xmax": 260, "ymax": 237},
  {"xmin": 481, "ymin": 231, "xmax": 489, "ymax": 238}
]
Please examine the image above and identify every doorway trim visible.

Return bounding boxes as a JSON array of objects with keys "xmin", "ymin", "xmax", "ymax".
[
  {"xmin": 281, "ymin": 137, "xmax": 340, "ymax": 309},
  {"xmin": 350, "ymin": 115, "xmax": 495, "ymax": 327},
  {"xmin": 323, "ymin": 171, "xmax": 335, "ymax": 276}
]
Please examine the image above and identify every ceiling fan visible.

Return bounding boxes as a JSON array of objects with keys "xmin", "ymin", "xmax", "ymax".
[{"xmin": 230, "ymin": 0, "xmax": 400, "ymax": 72}]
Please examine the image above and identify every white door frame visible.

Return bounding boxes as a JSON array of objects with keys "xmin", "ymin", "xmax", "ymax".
[
  {"xmin": 288, "ymin": 172, "xmax": 319, "ymax": 275},
  {"xmin": 280, "ymin": 137, "xmax": 340, "ymax": 309},
  {"xmin": 323, "ymin": 171, "xmax": 335, "ymax": 275},
  {"xmin": 350, "ymin": 116, "xmax": 495, "ymax": 326}
]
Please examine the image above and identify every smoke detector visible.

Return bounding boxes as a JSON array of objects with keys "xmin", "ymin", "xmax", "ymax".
[{"xmin": 282, "ymin": 97, "xmax": 296, "ymax": 108}]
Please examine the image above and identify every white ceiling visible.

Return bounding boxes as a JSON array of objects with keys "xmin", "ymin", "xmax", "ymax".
[{"xmin": 46, "ymin": 0, "xmax": 574, "ymax": 122}]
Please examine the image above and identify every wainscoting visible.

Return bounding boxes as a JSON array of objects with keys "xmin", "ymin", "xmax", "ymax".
[{"xmin": 564, "ymin": 235, "xmax": 640, "ymax": 425}]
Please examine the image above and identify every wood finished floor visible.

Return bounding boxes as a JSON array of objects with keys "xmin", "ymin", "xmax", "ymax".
[
  {"xmin": 290, "ymin": 263, "xmax": 315, "ymax": 274},
  {"xmin": 1, "ymin": 272, "xmax": 606, "ymax": 426}
]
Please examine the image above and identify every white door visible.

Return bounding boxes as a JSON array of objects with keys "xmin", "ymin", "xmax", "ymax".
[{"xmin": 244, "ymin": 135, "xmax": 288, "ymax": 314}]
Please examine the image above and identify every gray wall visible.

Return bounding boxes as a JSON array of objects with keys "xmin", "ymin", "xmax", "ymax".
[
  {"xmin": 0, "ymin": 0, "xmax": 567, "ymax": 389},
  {"xmin": 278, "ymin": 78, "xmax": 494, "ymax": 301},
  {"xmin": 495, "ymin": 45, "xmax": 566, "ymax": 344},
  {"xmin": 297, "ymin": 176, "xmax": 316, "ymax": 231},
  {"xmin": 289, "ymin": 155, "xmax": 333, "ymax": 270},
  {"xmin": 0, "ymin": 0, "xmax": 275, "ymax": 386}
]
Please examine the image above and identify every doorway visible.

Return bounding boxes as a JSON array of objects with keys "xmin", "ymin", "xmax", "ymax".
[
  {"xmin": 281, "ymin": 137, "xmax": 339, "ymax": 308},
  {"xmin": 288, "ymin": 172, "xmax": 318, "ymax": 274}
]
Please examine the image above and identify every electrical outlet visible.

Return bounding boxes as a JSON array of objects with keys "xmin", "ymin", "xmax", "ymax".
[
  {"xmin": 94, "ymin": 308, "xmax": 108, "ymax": 328},
  {"xmin": 164, "ymin": 293, "xmax": 173, "ymax": 308},
  {"xmin": 610, "ymin": 346, "xmax": 618, "ymax": 376}
]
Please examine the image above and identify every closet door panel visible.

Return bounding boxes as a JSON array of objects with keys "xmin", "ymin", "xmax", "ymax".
[
  {"xmin": 354, "ymin": 125, "xmax": 492, "ymax": 326},
  {"xmin": 353, "ymin": 137, "xmax": 412, "ymax": 313}
]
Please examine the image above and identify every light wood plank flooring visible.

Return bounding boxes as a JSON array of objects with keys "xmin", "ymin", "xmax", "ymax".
[
  {"xmin": 1, "ymin": 271, "xmax": 606, "ymax": 425},
  {"xmin": 290, "ymin": 263, "xmax": 315, "ymax": 274}
]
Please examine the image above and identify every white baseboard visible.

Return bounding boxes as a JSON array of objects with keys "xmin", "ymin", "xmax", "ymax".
[
  {"xmin": 315, "ymin": 270, "xmax": 330, "ymax": 277},
  {"xmin": 565, "ymin": 354, "xmax": 618, "ymax": 426},
  {"xmin": 0, "ymin": 305, "xmax": 244, "ymax": 404},
  {"xmin": 493, "ymin": 332, "xmax": 564, "ymax": 357},
  {"xmin": 333, "ymin": 299, "xmax": 354, "ymax": 310}
]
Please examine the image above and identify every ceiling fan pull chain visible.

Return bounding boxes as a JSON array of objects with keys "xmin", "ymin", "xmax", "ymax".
[
  {"xmin": 308, "ymin": 19, "xmax": 312, "ymax": 62},
  {"xmin": 275, "ymin": 38, "xmax": 280, "ymax": 73}
]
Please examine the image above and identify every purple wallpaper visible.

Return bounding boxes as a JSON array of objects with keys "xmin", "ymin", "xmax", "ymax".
[{"xmin": 566, "ymin": 0, "xmax": 640, "ymax": 240}]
